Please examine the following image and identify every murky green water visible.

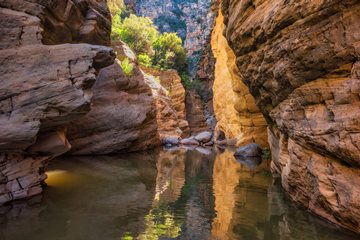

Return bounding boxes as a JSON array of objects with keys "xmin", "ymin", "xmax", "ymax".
[{"xmin": 0, "ymin": 148, "xmax": 356, "ymax": 240}]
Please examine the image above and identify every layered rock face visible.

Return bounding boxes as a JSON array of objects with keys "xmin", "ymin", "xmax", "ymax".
[
  {"xmin": 141, "ymin": 67, "xmax": 190, "ymax": 137},
  {"xmin": 67, "ymin": 57, "xmax": 160, "ymax": 154},
  {"xmin": 222, "ymin": 0, "xmax": 360, "ymax": 233},
  {"xmin": 186, "ymin": 92, "xmax": 211, "ymax": 135},
  {"xmin": 0, "ymin": 1, "xmax": 115, "ymax": 204},
  {"xmin": 211, "ymin": 8, "xmax": 268, "ymax": 147},
  {"xmin": 67, "ymin": 42, "xmax": 191, "ymax": 154}
]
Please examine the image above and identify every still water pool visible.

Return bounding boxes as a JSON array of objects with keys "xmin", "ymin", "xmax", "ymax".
[{"xmin": 0, "ymin": 148, "xmax": 356, "ymax": 240}]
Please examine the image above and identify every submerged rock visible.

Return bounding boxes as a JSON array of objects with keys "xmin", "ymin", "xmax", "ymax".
[
  {"xmin": 195, "ymin": 147, "xmax": 212, "ymax": 155},
  {"xmin": 234, "ymin": 156, "xmax": 262, "ymax": 169},
  {"xmin": 234, "ymin": 143, "xmax": 262, "ymax": 158},
  {"xmin": 163, "ymin": 137, "xmax": 180, "ymax": 146}
]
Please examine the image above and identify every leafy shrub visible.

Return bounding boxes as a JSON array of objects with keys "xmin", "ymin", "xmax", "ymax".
[
  {"xmin": 109, "ymin": 5, "xmax": 187, "ymax": 74},
  {"xmin": 114, "ymin": 14, "xmax": 158, "ymax": 55},
  {"xmin": 120, "ymin": 58, "xmax": 133, "ymax": 77},
  {"xmin": 138, "ymin": 53, "xmax": 152, "ymax": 67},
  {"xmin": 108, "ymin": 0, "xmax": 125, "ymax": 17},
  {"xmin": 153, "ymin": 33, "xmax": 187, "ymax": 72}
]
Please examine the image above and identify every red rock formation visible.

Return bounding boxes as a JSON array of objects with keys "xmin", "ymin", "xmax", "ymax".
[
  {"xmin": 142, "ymin": 67, "xmax": 190, "ymax": 137},
  {"xmin": 186, "ymin": 92, "xmax": 211, "ymax": 135},
  {"xmin": 222, "ymin": 0, "xmax": 360, "ymax": 233},
  {"xmin": 0, "ymin": 0, "xmax": 114, "ymax": 204}
]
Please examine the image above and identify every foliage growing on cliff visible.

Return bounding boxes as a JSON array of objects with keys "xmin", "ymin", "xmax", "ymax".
[
  {"xmin": 138, "ymin": 53, "xmax": 152, "ymax": 67},
  {"xmin": 120, "ymin": 58, "xmax": 134, "ymax": 77},
  {"xmin": 114, "ymin": 14, "xmax": 158, "ymax": 55},
  {"xmin": 109, "ymin": 6, "xmax": 187, "ymax": 73},
  {"xmin": 153, "ymin": 33, "xmax": 187, "ymax": 72},
  {"xmin": 108, "ymin": 0, "xmax": 125, "ymax": 17}
]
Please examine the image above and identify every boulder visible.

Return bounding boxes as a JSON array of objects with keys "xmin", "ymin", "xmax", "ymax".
[
  {"xmin": 163, "ymin": 137, "xmax": 180, "ymax": 146},
  {"xmin": 180, "ymin": 138, "xmax": 200, "ymax": 146},
  {"xmin": 194, "ymin": 131, "xmax": 213, "ymax": 143},
  {"xmin": 234, "ymin": 143, "xmax": 262, "ymax": 158}
]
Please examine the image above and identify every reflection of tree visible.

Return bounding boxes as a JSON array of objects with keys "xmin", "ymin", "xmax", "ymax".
[
  {"xmin": 136, "ymin": 206, "xmax": 182, "ymax": 240},
  {"xmin": 121, "ymin": 149, "xmax": 216, "ymax": 240},
  {"xmin": 121, "ymin": 149, "xmax": 186, "ymax": 240}
]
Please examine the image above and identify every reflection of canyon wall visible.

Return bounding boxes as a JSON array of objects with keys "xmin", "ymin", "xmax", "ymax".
[
  {"xmin": 212, "ymin": 150, "xmax": 271, "ymax": 239},
  {"xmin": 155, "ymin": 149, "xmax": 186, "ymax": 203},
  {"xmin": 211, "ymin": 150, "xmax": 355, "ymax": 239},
  {"xmin": 211, "ymin": 151, "xmax": 240, "ymax": 240},
  {"xmin": 211, "ymin": 9, "xmax": 268, "ymax": 147},
  {"xmin": 221, "ymin": 0, "xmax": 360, "ymax": 233},
  {"xmin": 0, "ymin": 0, "xmax": 115, "ymax": 204},
  {"xmin": 0, "ymin": 154, "xmax": 158, "ymax": 240}
]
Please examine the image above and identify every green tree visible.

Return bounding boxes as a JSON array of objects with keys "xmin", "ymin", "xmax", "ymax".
[
  {"xmin": 138, "ymin": 54, "xmax": 152, "ymax": 67},
  {"xmin": 153, "ymin": 33, "xmax": 187, "ymax": 72},
  {"xmin": 115, "ymin": 14, "xmax": 158, "ymax": 55},
  {"xmin": 107, "ymin": 0, "xmax": 125, "ymax": 17}
]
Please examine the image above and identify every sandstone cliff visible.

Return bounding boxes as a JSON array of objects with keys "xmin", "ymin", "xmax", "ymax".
[
  {"xmin": 222, "ymin": 0, "xmax": 360, "ymax": 233},
  {"xmin": 0, "ymin": 0, "xmax": 115, "ymax": 204},
  {"xmin": 66, "ymin": 57, "xmax": 160, "ymax": 154},
  {"xmin": 211, "ymin": 8, "xmax": 268, "ymax": 147},
  {"xmin": 141, "ymin": 67, "xmax": 190, "ymax": 138}
]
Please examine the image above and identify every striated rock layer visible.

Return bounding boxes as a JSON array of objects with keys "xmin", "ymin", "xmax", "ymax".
[
  {"xmin": 0, "ymin": 0, "xmax": 115, "ymax": 204},
  {"xmin": 211, "ymin": 8, "xmax": 268, "ymax": 147},
  {"xmin": 186, "ymin": 92, "xmax": 211, "ymax": 135},
  {"xmin": 141, "ymin": 67, "xmax": 190, "ymax": 138},
  {"xmin": 67, "ymin": 42, "xmax": 191, "ymax": 154},
  {"xmin": 67, "ymin": 57, "xmax": 160, "ymax": 154},
  {"xmin": 222, "ymin": 0, "xmax": 360, "ymax": 233}
]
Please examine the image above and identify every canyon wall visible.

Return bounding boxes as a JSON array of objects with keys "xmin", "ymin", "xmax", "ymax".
[
  {"xmin": 222, "ymin": 0, "xmax": 360, "ymax": 233},
  {"xmin": 0, "ymin": 0, "xmax": 189, "ymax": 203},
  {"xmin": 141, "ymin": 67, "xmax": 190, "ymax": 138},
  {"xmin": 211, "ymin": 9, "xmax": 268, "ymax": 147},
  {"xmin": 135, "ymin": 0, "xmax": 218, "ymax": 132},
  {"xmin": 0, "ymin": 0, "xmax": 115, "ymax": 204}
]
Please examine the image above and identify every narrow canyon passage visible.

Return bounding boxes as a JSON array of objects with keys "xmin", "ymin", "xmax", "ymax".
[{"xmin": 0, "ymin": 0, "xmax": 359, "ymax": 239}]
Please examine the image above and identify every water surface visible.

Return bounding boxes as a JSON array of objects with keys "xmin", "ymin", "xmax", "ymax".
[{"xmin": 0, "ymin": 148, "xmax": 356, "ymax": 240}]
